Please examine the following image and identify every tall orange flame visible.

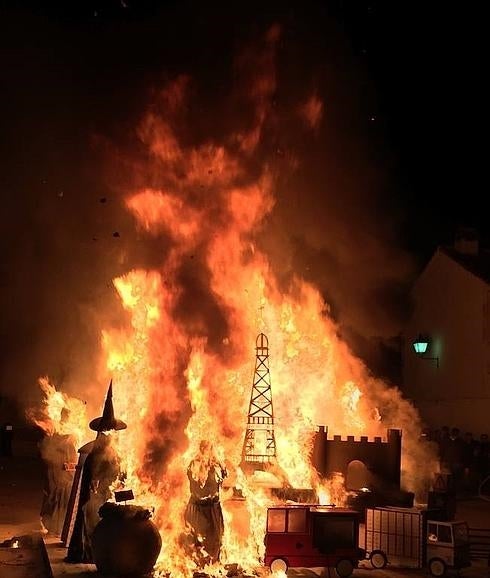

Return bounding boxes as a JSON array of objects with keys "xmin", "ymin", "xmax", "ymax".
[
  {"xmin": 36, "ymin": 27, "xmax": 437, "ymax": 576},
  {"xmin": 28, "ymin": 377, "xmax": 90, "ymax": 450}
]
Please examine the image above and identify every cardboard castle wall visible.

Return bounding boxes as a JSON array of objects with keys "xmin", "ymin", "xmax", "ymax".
[{"xmin": 312, "ymin": 426, "xmax": 402, "ymax": 490}]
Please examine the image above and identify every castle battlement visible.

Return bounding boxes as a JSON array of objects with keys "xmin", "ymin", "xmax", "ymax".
[
  {"xmin": 315, "ymin": 425, "xmax": 401, "ymax": 445},
  {"xmin": 312, "ymin": 425, "xmax": 402, "ymax": 490}
]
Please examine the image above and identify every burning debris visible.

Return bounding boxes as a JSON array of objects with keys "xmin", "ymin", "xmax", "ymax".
[
  {"xmin": 26, "ymin": 25, "xmax": 440, "ymax": 578},
  {"xmin": 30, "ymin": 337, "xmax": 434, "ymax": 577}
]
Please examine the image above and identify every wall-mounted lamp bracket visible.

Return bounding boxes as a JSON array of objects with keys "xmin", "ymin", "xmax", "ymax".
[{"xmin": 421, "ymin": 356, "xmax": 439, "ymax": 369}]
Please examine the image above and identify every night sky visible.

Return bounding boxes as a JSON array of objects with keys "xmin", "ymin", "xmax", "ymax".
[{"xmin": 0, "ymin": 1, "xmax": 485, "ymax": 413}]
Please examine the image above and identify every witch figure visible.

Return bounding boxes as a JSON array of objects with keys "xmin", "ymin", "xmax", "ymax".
[
  {"xmin": 66, "ymin": 380, "xmax": 126, "ymax": 563},
  {"xmin": 185, "ymin": 440, "xmax": 227, "ymax": 565}
]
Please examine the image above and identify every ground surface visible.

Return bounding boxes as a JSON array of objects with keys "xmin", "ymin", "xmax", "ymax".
[{"xmin": 1, "ymin": 435, "xmax": 490, "ymax": 577}]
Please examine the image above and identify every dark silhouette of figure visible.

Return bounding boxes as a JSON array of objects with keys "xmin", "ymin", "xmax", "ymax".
[
  {"xmin": 444, "ymin": 428, "xmax": 464, "ymax": 489},
  {"xmin": 39, "ymin": 411, "xmax": 78, "ymax": 535},
  {"xmin": 66, "ymin": 381, "xmax": 126, "ymax": 563},
  {"xmin": 431, "ymin": 429, "xmax": 441, "ymax": 444},
  {"xmin": 477, "ymin": 433, "xmax": 490, "ymax": 483},
  {"xmin": 185, "ymin": 440, "xmax": 227, "ymax": 565},
  {"xmin": 438, "ymin": 425, "xmax": 450, "ymax": 466},
  {"xmin": 462, "ymin": 432, "xmax": 478, "ymax": 492},
  {"xmin": 1, "ymin": 423, "xmax": 13, "ymax": 456}
]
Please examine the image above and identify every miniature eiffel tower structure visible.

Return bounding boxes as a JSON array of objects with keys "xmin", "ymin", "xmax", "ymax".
[{"xmin": 241, "ymin": 333, "xmax": 277, "ymax": 472}]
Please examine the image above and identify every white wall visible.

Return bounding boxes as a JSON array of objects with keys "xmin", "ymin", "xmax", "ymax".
[{"xmin": 402, "ymin": 250, "xmax": 490, "ymax": 434}]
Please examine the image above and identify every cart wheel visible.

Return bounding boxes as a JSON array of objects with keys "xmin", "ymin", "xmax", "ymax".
[
  {"xmin": 370, "ymin": 550, "xmax": 387, "ymax": 569},
  {"xmin": 270, "ymin": 557, "xmax": 288, "ymax": 574},
  {"xmin": 335, "ymin": 558, "xmax": 354, "ymax": 578},
  {"xmin": 428, "ymin": 558, "xmax": 447, "ymax": 577}
]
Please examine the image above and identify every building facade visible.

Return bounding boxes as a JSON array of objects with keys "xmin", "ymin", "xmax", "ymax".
[{"xmin": 402, "ymin": 240, "xmax": 490, "ymax": 434}]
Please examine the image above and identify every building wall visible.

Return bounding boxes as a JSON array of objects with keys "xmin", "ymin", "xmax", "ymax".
[{"xmin": 402, "ymin": 250, "xmax": 490, "ymax": 433}]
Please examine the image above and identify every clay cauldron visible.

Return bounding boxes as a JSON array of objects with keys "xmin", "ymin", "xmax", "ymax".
[{"xmin": 92, "ymin": 502, "xmax": 162, "ymax": 576}]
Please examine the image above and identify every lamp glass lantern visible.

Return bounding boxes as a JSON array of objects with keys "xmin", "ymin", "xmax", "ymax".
[{"xmin": 412, "ymin": 335, "xmax": 430, "ymax": 354}]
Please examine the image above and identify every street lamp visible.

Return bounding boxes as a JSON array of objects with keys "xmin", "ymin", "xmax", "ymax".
[
  {"xmin": 412, "ymin": 335, "xmax": 429, "ymax": 354},
  {"xmin": 412, "ymin": 334, "xmax": 439, "ymax": 368}
]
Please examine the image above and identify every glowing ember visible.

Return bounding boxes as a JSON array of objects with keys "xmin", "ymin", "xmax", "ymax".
[
  {"xmin": 315, "ymin": 473, "xmax": 349, "ymax": 507},
  {"xmin": 317, "ymin": 486, "xmax": 331, "ymax": 506},
  {"xmin": 33, "ymin": 25, "xmax": 437, "ymax": 577}
]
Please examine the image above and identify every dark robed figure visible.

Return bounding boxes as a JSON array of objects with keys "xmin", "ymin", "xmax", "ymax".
[
  {"xmin": 185, "ymin": 440, "xmax": 227, "ymax": 564},
  {"xmin": 67, "ymin": 381, "xmax": 126, "ymax": 563}
]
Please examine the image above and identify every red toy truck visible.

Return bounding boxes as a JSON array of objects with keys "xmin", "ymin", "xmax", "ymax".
[{"xmin": 264, "ymin": 505, "xmax": 363, "ymax": 577}]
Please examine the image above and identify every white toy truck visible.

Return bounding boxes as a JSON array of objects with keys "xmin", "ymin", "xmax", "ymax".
[{"xmin": 362, "ymin": 506, "xmax": 470, "ymax": 576}]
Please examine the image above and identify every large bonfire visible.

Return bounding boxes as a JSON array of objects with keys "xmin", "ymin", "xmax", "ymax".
[{"xmin": 32, "ymin": 26, "xmax": 437, "ymax": 578}]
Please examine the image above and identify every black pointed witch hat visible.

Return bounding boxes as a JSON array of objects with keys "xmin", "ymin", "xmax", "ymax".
[{"xmin": 89, "ymin": 380, "xmax": 127, "ymax": 432}]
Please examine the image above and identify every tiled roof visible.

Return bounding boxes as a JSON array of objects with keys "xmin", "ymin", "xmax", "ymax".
[{"xmin": 440, "ymin": 246, "xmax": 490, "ymax": 285}]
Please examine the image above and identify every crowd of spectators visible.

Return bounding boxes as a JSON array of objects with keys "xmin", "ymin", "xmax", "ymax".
[{"xmin": 422, "ymin": 426, "xmax": 490, "ymax": 493}]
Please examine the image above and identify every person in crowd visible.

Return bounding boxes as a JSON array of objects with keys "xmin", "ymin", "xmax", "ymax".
[
  {"xmin": 438, "ymin": 425, "xmax": 450, "ymax": 466},
  {"xmin": 431, "ymin": 429, "xmax": 441, "ymax": 444},
  {"xmin": 444, "ymin": 427, "xmax": 464, "ymax": 489},
  {"xmin": 477, "ymin": 433, "xmax": 490, "ymax": 484},
  {"xmin": 0, "ymin": 423, "xmax": 13, "ymax": 456},
  {"xmin": 462, "ymin": 432, "xmax": 478, "ymax": 493}
]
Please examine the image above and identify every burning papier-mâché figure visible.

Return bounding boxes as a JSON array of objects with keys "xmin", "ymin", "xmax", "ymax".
[
  {"xmin": 66, "ymin": 381, "xmax": 126, "ymax": 563},
  {"xmin": 39, "ymin": 408, "xmax": 78, "ymax": 536},
  {"xmin": 185, "ymin": 440, "xmax": 228, "ymax": 565}
]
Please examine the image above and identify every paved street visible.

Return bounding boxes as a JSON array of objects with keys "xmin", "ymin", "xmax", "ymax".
[
  {"xmin": 285, "ymin": 562, "xmax": 490, "ymax": 577},
  {"xmin": 0, "ymin": 455, "xmax": 44, "ymax": 542}
]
